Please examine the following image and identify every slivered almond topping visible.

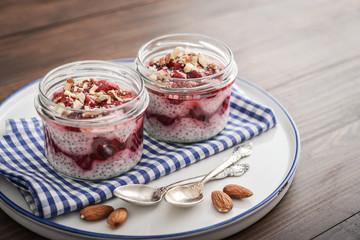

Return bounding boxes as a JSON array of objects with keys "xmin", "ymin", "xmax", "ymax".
[
  {"xmin": 159, "ymin": 56, "xmax": 166, "ymax": 66},
  {"xmin": 64, "ymin": 90, "xmax": 77, "ymax": 98},
  {"xmin": 147, "ymin": 46, "xmax": 224, "ymax": 88},
  {"xmin": 63, "ymin": 79, "xmax": 74, "ymax": 91},
  {"xmin": 191, "ymin": 54, "xmax": 198, "ymax": 65},
  {"xmin": 198, "ymin": 53, "xmax": 208, "ymax": 67},
  {"xmin": 165, "ymin": 53, "xmax": 171, "ymax": 64},
  {"xmin": 51, "ymin": 78, "xmax": 135, "ymax": 112},
  {"xmin": 184, "ymin": 63, "xmax": 196, "ymax": 73},
  {"xmin": 73, "ymin": 100, "xmax": 84, "ymax": 109},
  {"xmin": 89, "ymin": 85, "xmax": 98, "ymax": 94},
  {"xmin": 96, "ymin": 94, "xmax": 111, "ymax": 103},
  {"xmin": 78, "ymin": 92, "xmax": 85, "ymax": 103},
  {"xmin": 109, "ymin": 90, "xmax": 124, "ymax": 102},
  {"xmin": 171, "ymin": 46, "xmax": 184, "ymax": 59}
]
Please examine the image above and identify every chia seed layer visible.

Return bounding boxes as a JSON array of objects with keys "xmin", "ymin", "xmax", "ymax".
[
  {"xmin": 144, "ymin": 85, "xmax": 232, "ymax": 143},
  {"xmin": 43, "ymin": 117, "xmax": 144, "ymax": 180}
]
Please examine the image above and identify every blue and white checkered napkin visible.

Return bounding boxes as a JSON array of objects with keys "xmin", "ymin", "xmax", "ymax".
[{"xmin": 0, "ymin": 85, "xmax": 276, "ymax": 219}]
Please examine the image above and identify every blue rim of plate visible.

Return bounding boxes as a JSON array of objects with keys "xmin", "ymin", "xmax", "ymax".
[{"xmin": 0, "ymin": 59, "xmax": 300, "ymax": 239}]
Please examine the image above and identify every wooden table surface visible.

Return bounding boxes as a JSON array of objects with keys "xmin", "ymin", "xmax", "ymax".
[{"xmin": 1, "ymin": 0, "xmax": 359, "ymax": 239}]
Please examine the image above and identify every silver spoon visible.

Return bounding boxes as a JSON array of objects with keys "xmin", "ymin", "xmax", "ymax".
[
  {"xmin": 114, "ymin": 162, "xmax": 249, "ymax": 206},
  {"xmin": 164, "ymin": 142, "xmax": 253, "ymax": 207}
]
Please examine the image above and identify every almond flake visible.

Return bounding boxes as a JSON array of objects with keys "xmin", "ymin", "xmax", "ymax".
[
  {"xmin": 74, "ymin": 80, "xmax": 82, "ymax": 86},
  {"xmin": 89, "ymin": 85, "xmax": 98, "ymax": 94},
  {"xmin": 73, "ymin": 100, "xmax": 84, "ymax": 109},
  {"xmin": 184, "ymin": 63, "xmax": 196, "ymax": 73},
  {"xmin": 78, "ymin": 92, "xmax": 85, "ymax": 103},
  {"xmin": 64, "ymin": 78, "xmax": 74, "ymax": 91},
  {"xmin": 63, "ymin": 83, "xmax": 72, "ymax": 91},
  {"xmin": 191, "ymin": 55, "xmax": 198, "ymax": 65},
  {"xmin": 96, "ymin": 95, "xmax": 110, "ymax": 103},
  {"xmin": 165, "ymin": 53, "xmax": 171, "ymax": 64},
  {"xmin": 74, "ymin": 78, "xmax": 90, "ymax": 86},
  {"xmin": 159, "ymin": 57, "xmax": 166, "ymax": 65},
  {"xmin": 109, "ymin": 90, "xmax": 124, "ymax": 102},
  {"xmin": 198, "ymin": 53, "xmax": 208, "ymax": 67},
  {"xmin": 171, "ymin": 47, "xmax": 184, "ymax": 59},
  {"xmin": 64, "ymin": 90, "xmax": 77, "ymax": 98},
  {"xmin": 66, "ymin": 78, "xmax": 74, "ymax": 84}
]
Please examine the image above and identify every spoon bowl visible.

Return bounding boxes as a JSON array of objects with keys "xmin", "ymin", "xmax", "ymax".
[
  {"xmin": 164, "ymin": 184, "xmax": 204, "ymax": 207},
  {"xmin": 114, "ymin": 185, "xmax": 162, "ymax": 206}
]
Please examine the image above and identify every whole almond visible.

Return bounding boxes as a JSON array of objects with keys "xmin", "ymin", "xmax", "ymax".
[
  {"xmin": 211, "ymin": 190, "xmax": 233, "ymax": 213},
  {"xmin": 80, "ymin": 205, "xmax": 114, "ymax": 221},
  {"xmin": 223, "ymin": 184, "xmax": 253, "ymax": 199},
  {"xmin": 107, "ymin": 208, "xmax": 128, "ymax": 228}
]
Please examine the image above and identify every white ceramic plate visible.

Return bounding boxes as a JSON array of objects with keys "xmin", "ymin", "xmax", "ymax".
[{"xmin": 0, "ymin": 59, "xmax": 300, "ymax": 240}]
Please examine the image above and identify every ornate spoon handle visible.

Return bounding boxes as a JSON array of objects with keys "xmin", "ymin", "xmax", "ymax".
[{"xmin": 200, "ymin": 142, "xmax": 253, "ymax": 186}]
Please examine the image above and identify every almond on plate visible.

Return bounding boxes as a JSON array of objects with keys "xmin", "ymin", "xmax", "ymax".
[
  {"xmin": 107, "ymin": 208, "xmax": 128, "ymax": 229},
  {"xmin": 211, "ymin": 190, "xmax": 233, "ymax": 213},
  {"xmin": 223, "ymin": 184, "xmax": 253, "ymax": 199},
  {"xmin": 80, "ymin": 204, "xmax": 114, "ymax": 221}
]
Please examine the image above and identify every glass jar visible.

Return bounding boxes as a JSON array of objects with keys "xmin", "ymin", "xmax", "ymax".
[
  {"xmin": 35, "ymin": 60, "xmax": 149, "ymax": 181},
  {"xmin": 136, "ymin": 33, "xmax": 238, "ymax": 143}
]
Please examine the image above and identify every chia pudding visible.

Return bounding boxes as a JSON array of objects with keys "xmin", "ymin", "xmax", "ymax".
[
  {"xmin": 136, "ymin": 34, "xmax": 238, "ymax": 143},
  {"xmin": 35, "ymin": 61, "xmax": 149, "ymax": 181}
]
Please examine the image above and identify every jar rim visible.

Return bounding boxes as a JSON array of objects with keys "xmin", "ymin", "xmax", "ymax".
[
  {"xmin": 136, "ymin": 33, "xmax": 236, "ymax": 90},
  {"xmin": 37, "ymin": 60, "xmax": 149, "ymax": 124}
]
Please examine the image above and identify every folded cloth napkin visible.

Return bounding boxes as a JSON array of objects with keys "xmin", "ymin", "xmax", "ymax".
[{"xmin": 0, "ymin": 84, "xmax": 276, "ymax": 219}]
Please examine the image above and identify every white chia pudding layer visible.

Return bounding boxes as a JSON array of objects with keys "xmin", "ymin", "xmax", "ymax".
[
  {"xmin": 43, "ymin": 118, "xmax": 144, "ymax": 181},
  {"xmin": 144, "ymin": 86, "xmax": 232, "ymax": 143},
  {"xmin": 145, "ymin": 109, "xmax": 229, "ymax": 143}
]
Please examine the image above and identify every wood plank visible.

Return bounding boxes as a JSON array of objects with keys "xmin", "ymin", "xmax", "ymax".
[
  {"xmin": 0, "ymin": 0, "xmax": 151, "ymax": 37},
  {"xmin": 229, "ymin": 0, "xmax": 360, "ymax": 89},
  {"xmin": 227, "ymin": 120, "xmax": 360, "ymax": 239},
  {"xmin": 272, "ymin": 56, "xmax": 360, "ymax": 143},
  {"xmin": 313, "ymin": 213, "xmax": 360, "ymax": 240},
  {"xmin": 0, "ymin": 208, "xmax": 45, "ymax": 239}
]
